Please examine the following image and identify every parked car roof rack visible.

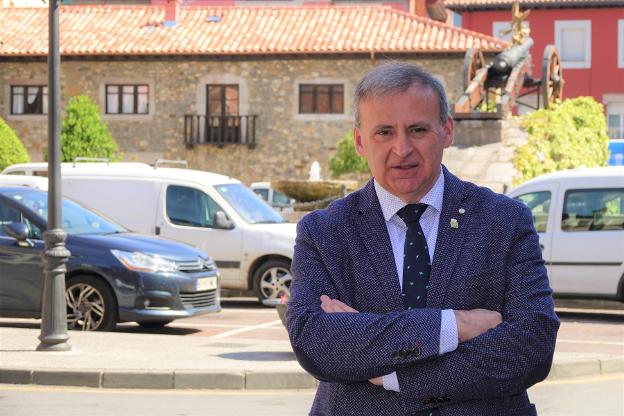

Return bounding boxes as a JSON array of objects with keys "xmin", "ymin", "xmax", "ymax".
[
  {"xmin": 154, "ymin": 159, "xmax": 189, "ymax": 169},
  {"xmin": 73, "ymin": 157, "xmax": 110, "ymax": 166}
]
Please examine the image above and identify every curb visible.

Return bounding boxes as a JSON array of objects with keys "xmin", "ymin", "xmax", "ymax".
[
  {"xmin": 1, "ymin": 358, "xmax": 622, "ymax": 389},
  {"xmin": 0, "ymin": 368, "xmax": 319, "ymax": 390}
]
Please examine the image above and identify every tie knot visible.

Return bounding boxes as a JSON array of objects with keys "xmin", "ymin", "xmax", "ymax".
[{"xmin": 397, "ymin": 203, "xmax": 428, "ymax": 225}]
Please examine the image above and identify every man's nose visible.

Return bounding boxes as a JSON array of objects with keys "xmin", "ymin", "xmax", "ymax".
[{"xmin": 392, "ymin": 131, "xmax": 412, "ymax": 158}]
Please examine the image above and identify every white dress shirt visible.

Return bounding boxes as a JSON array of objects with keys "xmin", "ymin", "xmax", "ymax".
[{"xmin": 373, "ymin": 171, "xmax": 458, "ymax": 392}]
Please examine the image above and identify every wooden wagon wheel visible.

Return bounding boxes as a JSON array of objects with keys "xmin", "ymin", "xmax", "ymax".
[
  {"xmin": 463, "ymin": 48, "xmax": 485, "ymax": 91},
  {"xmin": 541, "ymin": 45, "xmax": 563, "ymax": 109}
]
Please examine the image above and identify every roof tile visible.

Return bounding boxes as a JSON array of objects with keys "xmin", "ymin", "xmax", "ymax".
[{"xmin": 0, "ymin": 5, "xmax": 505, "ymax": 57}]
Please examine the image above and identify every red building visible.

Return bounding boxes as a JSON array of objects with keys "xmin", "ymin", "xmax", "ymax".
[{"xmin": 446, "ymin": 0, "xmax": 624, "ymax": 140}]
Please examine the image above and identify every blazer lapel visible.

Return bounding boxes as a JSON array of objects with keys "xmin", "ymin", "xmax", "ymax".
[
  {"xmin": 355, "ymin": 180, "xmax": 403, "ymax": 311},
  {"xmin": 427, "ymin": 167, "xmax": 470, "ymax": 308}
]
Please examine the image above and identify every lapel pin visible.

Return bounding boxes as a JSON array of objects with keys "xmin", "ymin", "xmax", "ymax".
[
  {"xmin": 450, "ymin": 218, "xmax": 459, "ymax": 229},
  {"xmin": 458, "ymin": 208, "xmax": 465, "ymax": 214}
]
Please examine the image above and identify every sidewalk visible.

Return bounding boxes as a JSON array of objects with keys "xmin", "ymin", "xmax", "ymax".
[{"xmin": 1, "ymin": 325, "xmax": 622, "ymax": 390}]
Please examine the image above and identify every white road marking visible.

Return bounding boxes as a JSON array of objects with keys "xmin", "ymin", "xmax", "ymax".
[{"xmin": 206, "ymin": 319, "xmax": 284, "ymax": 339}]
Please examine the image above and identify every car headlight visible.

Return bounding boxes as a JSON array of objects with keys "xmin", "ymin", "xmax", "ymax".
[{"xmin": 111, "ymin": 249, "xmax": 177, "ymax": 273}]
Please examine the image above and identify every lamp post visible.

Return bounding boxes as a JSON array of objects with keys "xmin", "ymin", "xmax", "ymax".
[{"xmin": 37, "ymin": 0, "xmax": 70, "ymax": 352}]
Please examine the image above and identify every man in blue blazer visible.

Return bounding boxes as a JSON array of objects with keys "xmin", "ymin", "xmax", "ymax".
[{"xmin": 286, "ymin": 62, "xmax": 559, "ymax": 415}]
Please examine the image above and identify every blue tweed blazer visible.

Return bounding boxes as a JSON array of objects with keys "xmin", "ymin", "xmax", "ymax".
[{"xmin": 286, "ymin": 167, "xmax": 559, "ymax": 416}]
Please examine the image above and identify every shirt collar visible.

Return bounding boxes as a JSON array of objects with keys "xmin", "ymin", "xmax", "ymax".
[{"xmin": 374, "ymin": 168, "xmax": 445, "ymax": 222}]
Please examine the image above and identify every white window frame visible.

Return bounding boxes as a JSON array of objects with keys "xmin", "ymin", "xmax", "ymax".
[
  {"xmin": 618, "ymin": 20, "xmax": 624, "ymax": 69},
  {"xmin": 492, "ymin": 21, "xmax": 530, "ymax": 42},
  {"xmin": 555, "ymin": 20, "xmax": 592, "ymax": 69}
]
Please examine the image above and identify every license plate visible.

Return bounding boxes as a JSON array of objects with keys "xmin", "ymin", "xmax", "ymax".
[{"xmin": 196, "ymin": 277, "xmax": 217, "ymax": 291}]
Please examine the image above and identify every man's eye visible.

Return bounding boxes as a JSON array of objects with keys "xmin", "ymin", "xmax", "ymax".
[
  {"xmin": 409, "ymin": 126, "xmax": 427, "ymax": 135},
  {"xmin": 376, "ymin": 130, "xmax": 391, "ymax": 136}
]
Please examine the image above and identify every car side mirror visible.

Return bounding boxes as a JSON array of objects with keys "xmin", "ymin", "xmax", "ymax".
[
  {"xmin": 3, "ymin": 222, "xmax": 34, "ymax": 247},
  {"xmin": 214, "ymin": 211, "xmax": 234, "ymax": 229}
]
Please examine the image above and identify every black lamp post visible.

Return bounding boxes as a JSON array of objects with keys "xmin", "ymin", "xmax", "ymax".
[{"xmin": 37, "ymin": 0, "xmax": 70, "ymax": 352}]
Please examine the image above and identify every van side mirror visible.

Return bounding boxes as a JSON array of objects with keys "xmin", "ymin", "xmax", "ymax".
[
  {"xmin": 3, "ymin": 222, "xmax": 34, "ymax": 247},
  {"xmin": 214, "ymin": 211, "xmax": 234, "ymax": 229}
]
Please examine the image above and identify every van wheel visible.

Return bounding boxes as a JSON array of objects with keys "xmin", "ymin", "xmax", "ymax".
[
  {"xmin": 65, "ymin": 275, "xmax": 117, "ymax": 332},
  {"xmin": 252, "ymin": 259, "xmax": 292, "ymax": 304}
]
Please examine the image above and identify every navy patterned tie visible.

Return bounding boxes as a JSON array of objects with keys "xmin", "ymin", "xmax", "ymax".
[{"xmin": 397, "ymin": 203, "xmax": 430, "ymax": 310}]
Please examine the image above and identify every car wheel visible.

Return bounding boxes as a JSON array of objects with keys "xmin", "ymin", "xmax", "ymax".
[
  {"xmin": 65, "ymin": 275, "xmax": 117, "ymax": 332},
  {"xmin": 138, "ymin": 320, "xmax": 173, "ymax": 329},
  {"xmin": 252, "ymin": 259, "xmax": 292, "ymax": 303}
]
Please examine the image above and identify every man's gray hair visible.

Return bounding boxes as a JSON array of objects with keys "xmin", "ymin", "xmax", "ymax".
[{"xmin": 353, "ymin": 62, "xmax": 450, "ymax": 128}]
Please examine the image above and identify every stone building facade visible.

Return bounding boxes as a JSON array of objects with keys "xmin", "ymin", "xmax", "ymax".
[{"xmin": 1, "ymin": 55, "xmax": 465, "ymax": 184}]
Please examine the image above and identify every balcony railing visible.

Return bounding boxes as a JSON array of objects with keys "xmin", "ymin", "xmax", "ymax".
[{"xmin": 184, "ymin": 114, "xmax": 258, "ymax": 148}]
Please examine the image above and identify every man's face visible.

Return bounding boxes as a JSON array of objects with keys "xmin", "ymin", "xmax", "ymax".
[{"xmin": 354, "ymin": 84, "xmax": 454, "ymax": 203}]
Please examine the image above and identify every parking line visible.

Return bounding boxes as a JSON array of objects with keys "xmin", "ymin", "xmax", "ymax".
[{"xmin": 206, "ymin": 319, "xmax": 284, "ymax": 339}]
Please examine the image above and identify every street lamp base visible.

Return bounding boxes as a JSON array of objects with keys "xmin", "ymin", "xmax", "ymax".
[{"xmin": 36, "ymin": 333, "xmax": 71, "ymax": 351}]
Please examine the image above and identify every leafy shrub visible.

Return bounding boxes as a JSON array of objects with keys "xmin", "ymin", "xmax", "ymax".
[
  {"xmin": 329, "ymin": 130, "xmax": 369, "ymax": 177},
  {"xmin": 0, "ymin": 117, "xmax": 30, "ymax": 171},
  {"xmin": 513, "ymin": 97, "xmax": 609, "ymax": 185},
  {"xmin": 59, "ymin": 95, "xmax": 120, "ymax": 162}
]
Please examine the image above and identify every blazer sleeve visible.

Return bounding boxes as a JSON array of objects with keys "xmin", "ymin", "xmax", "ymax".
[
  {"xmin": 286, "ymin": 216, "xmax": 443, "ymax": 383},
  {"xmin": 395, "ymin": 205, "xmax": 560, "ymax": 413}
]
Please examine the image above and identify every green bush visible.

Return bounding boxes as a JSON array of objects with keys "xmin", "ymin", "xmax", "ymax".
[
  {"xmin": 59, "ymin": 95, "xmax": 120, "ymax": 162},
  {"xmin": 513, "ymin": 97, "xmax": 609, "ymax": 185},
  {"xmin": 0, "ymin": 117, "xmax": 30, "ymax": 171},
  {"xmin": 328, "ymin": 130, "xmax": 369, "ymax": 178}
]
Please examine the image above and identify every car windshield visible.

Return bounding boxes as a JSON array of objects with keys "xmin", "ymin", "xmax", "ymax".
[
  {"xmin": 215, "ymin": 183, "xmax": 285, "ymax": 224},
  {"xmin": 3, "ymin": 188, "xmax": 126, "ymax": 235}
]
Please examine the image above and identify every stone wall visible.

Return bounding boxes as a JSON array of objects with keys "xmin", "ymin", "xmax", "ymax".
[{"xmin": 0, "ymin": 55, "xmax": 463, "ymax": 184}]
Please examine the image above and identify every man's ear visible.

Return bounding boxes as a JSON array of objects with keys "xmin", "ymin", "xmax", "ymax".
[
  {"xmin": 354, "ymin": 127, "xmax": 366, "ymax": 157},
  {"xmin": 442, "ymin": 117, "xmax": 454, "ymax": 148}
]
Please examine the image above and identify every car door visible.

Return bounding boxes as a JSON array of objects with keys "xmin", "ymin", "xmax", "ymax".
[
  {"xmin": 550, "ymin": 185, "xmax": 624, "ymax": 296},
  {"xmin": 0, "ymin": 196, "xmax": 46, "ymax": 315},
  {"xmin": 156, "ymin": 183, "xmax": 244, "ymax": 289},
  {"xmin": 512, "ymin": 184, "xmax": 558, "ymax": 289}
]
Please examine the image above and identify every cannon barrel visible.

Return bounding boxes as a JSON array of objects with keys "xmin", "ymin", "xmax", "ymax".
[{"xmin": 491, "ymin": 37, "xmax": 534, "ymax": 76}]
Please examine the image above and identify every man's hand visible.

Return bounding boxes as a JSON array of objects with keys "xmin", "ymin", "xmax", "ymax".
[
  {"xmin": 454, "ymin": 309, "xmax": 502, "ymax": 343},
  {"xmin": 320, "ymin": 295, "xmax": 358, "ymax": 313},
  {"xmin": 320, "ymin": 295, "xmax": 384, "ymax": 386}
]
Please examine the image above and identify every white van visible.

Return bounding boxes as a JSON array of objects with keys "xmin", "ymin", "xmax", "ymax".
[
  {"xmin": 2, "ymin": 163, "xmax": 296, "ymax": 302},
  {"xmin": 508, "ymin": 167, "xmax": 624, "ymax": 300}
]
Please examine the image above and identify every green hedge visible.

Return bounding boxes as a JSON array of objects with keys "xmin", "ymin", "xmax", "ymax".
[
  {"xmin": 328, "ymin": 130, "xmax": 369, "ymax": 178},
  {"xmin": 0, "ymin": 117, "xmax": 30, "ymax": 171},
  {"xmin": 513, "ymin": 97, "xmax": 609, "ymax": 185},
  {"xmin": 59, "ymin": 95, "xmax": 120, "ymax": 162}
]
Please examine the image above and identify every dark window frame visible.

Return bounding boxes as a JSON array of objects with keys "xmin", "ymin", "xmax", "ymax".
[
  {"xmin": 206, "ymin": 84, "xmax": 239, "ymax": 116},
  {"xmin": 105, "ymin": 84, "xmax": 149, "ymax": 115},
  {"xmin": 298, "ymin": 84, "xmax": 344, "ymax": 114},
  {"xmin": 10, "ymin": 85, "xmax": 48, "ymax": 115}
]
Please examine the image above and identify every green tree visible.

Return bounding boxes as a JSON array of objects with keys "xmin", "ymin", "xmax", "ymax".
[
  {"xmin": 0, "ymin": 117, "xmax": 30, "ymax": 171},
  {"xmin": 329, "ymin": 130, "xmax": 369, "ymax": 177},
  {"xmin": 513, "ymin": 97, "xmax": 609, "ymax": 185},
  {"xmin": 59, "ymin": 95, "xmax": 120, "ymax": 162}
]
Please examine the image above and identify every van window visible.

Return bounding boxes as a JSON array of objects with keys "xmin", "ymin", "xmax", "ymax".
[
  {"xmin": 562, "ymin": 188, "xmax": 624, "ymax": 232},
  {"xmin": 272, "ymin": 190, "xmax": 291, "ymax": 206},
  {"xmin": 253, "ymin": 188, "xmax": 269, "ymax": 202},
  {"xmin": 166, "ymin": 185, "xmax": 223, "ymax": 228},
  {"xmin": 514, "ymin": 191, "xmax": 551, "ymax": 233}
]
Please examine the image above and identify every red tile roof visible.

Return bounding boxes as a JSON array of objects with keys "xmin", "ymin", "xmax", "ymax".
[
  {"xmin": 445, "ymin": 0, "xmax": 622, "ymax": 11},
  {"xmin": 0, "ymin": 5, "xmax": 505, "ymax": 57}
]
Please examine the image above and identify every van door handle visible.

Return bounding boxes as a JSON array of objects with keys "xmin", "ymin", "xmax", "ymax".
[
  {"xmin": 539, "ymin": 244, "xmax": 544, "ymax": 251},
  {"xmin": 155, "ymin": 226, "xmax": 161, "ymax": 235}
]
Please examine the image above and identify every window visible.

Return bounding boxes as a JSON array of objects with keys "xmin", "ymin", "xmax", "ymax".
[
  {"xmin": 166, "ymin": 185, "xmax": 223, "ymax": 228},
  {"xmin": 253, "ymin": 188, "xmax": 269, "ymax": 202},
  {"xmin": 619, "ymin": 20, "xmax": 624, "ymax": 68},
  {"xmin": 562, "ymin": 189, "xmax": 624, "ymax": 232},
  {"xmin": 555, "ymin": 20, "xmax": 591, "ymax": 69},
  {"xmin": 514, "ymin": 191, "xmax": 551, "ymax": 233},
  {"xmin": 207, "ymin": 85, "xmax": 239, "ymax": 116},
  {"xmin": 607, "ymin": 103, "xmax": 624, "ymax": 139},
  {"xmin": 492, "ymin": 21, "xmax": 529, "ymax": 42},
  {"xmin": 0, "ymin": 201, "xmax": 41, "ymax": 240},
  {"xmin": 11, "ymin": 85, "xmax": 47, "ymax": 115},
  {"xmin": 105, "ymin": 84, "xmax": 149, "ymax": 114},
  {"xmin": 299, "ymin": 84, "xmax": 344, "ymax": 114}
]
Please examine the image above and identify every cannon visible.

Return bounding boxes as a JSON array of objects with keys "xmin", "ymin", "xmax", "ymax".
[{"xmin": 454, "ymin": 2, "xmax": 563, "ymax": 120}]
